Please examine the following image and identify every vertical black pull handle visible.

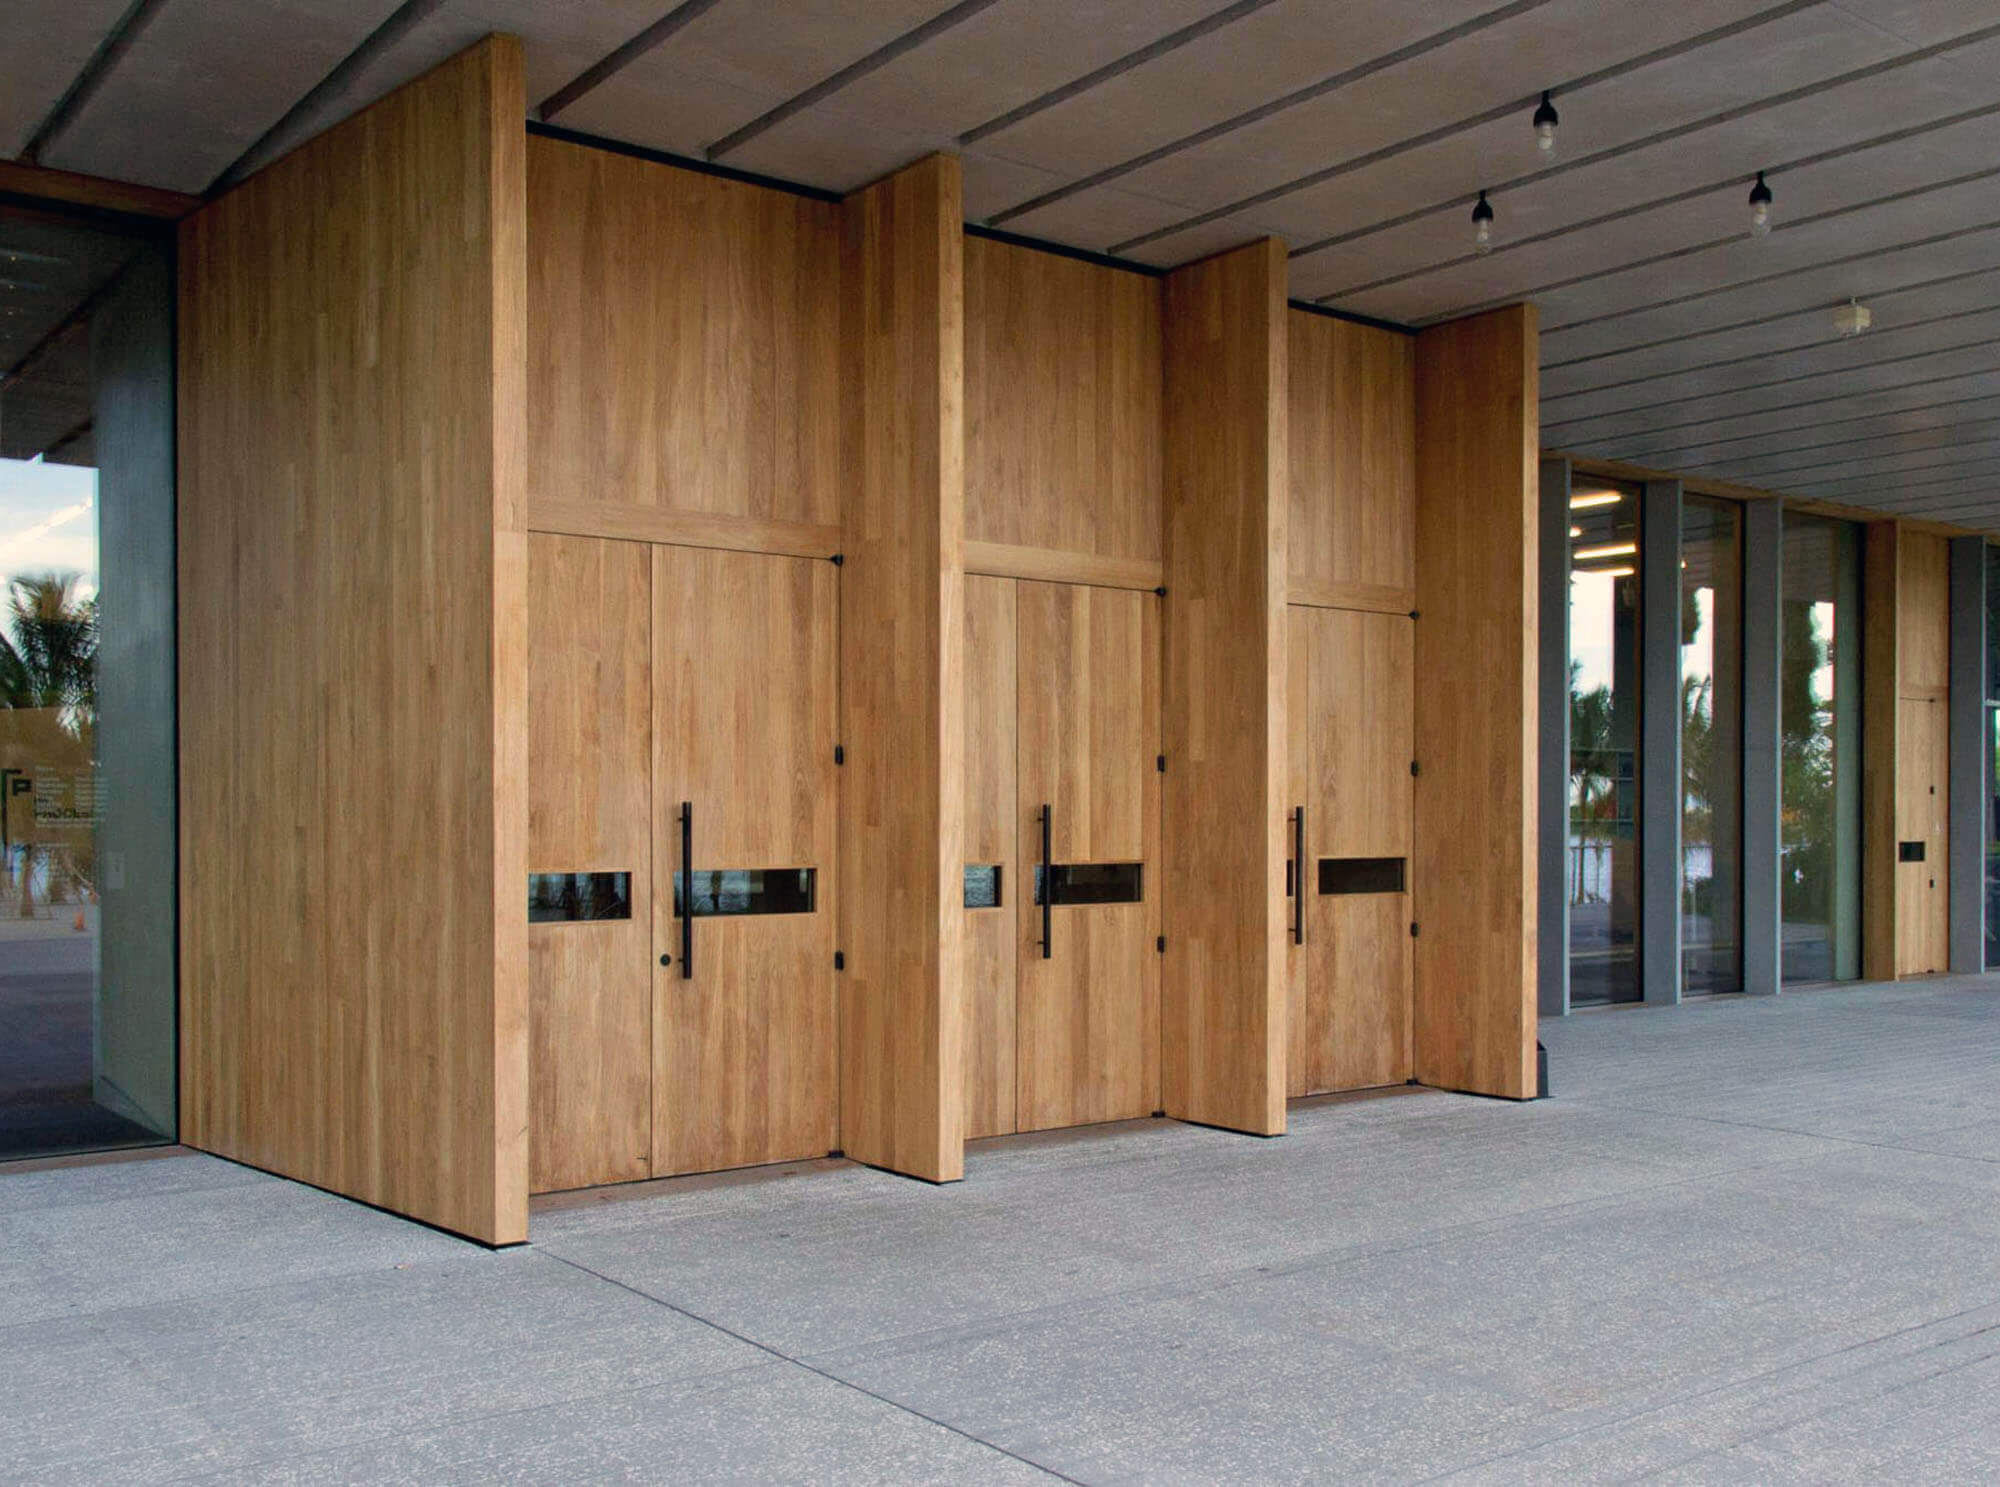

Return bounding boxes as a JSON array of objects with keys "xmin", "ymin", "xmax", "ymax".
[
  {"xmin": 1292, "ymin": 805, "xmax": 1305, "ymax": 945},
  {"xmin": 1039, "ymin": 802, "xmax": 1053, "ymax": 960},
  {"xmin": 679, "ymin": 800, "xmax": 693, "ymax": 980}
]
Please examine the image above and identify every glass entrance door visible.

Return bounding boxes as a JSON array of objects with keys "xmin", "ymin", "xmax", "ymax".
[
  {"xmin": 1568, "ymin": 481, "xmax": 1643, "ymax": 1005},
  {"xmin": 0, "ymin": 208, "xmax": 176, "ymax": 1161}
]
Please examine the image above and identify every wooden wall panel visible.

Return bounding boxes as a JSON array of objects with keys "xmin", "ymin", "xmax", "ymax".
[
  {"xmin": 527, "ymin": 136, "xmax": 841, "ymax": 539},
  {"xmin": 1288, "ymin": 309, "xmax": 1416, "ymax": 613},
  {"xmin": 1899, "ymin": 530, "xmax": 1951, "ymax": 698},
  {"xmin": 962, "ymin": 576, "xmax": 1017, "ymax": 1139},
  {"xmin": 964, "ymin": 236, "xmax": 1163, "ymax": 569},
  {"xmin": 1861, "ymin": 520, "xmax": 1901, "ymax": 982},
  {"xmin": 1411, "ymin": 304, "xmax": 1538, "ymax": 1101},
  {"xmin": 178, "ymin": 37, "xmax": 528, "ymax": 1244},
  {"xmin": 838, "ymin": 155, "xmax": 966, "ymax": 1182},
  {"xmin": 527, "ymin": 535, "xmax": 652, "ymax": 1193},
  {"xmin": 1160, "ymin": 239, "xmax": 1287, "ymax": 1136}
]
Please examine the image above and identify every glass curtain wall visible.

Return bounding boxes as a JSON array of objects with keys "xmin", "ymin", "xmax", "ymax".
[
  {"xmin": 1680, "ymin": 496, "xmax": 1744, "ymax": 994},
  {"xmin": 0, "ymin": 205, "xmax": 176, "ymax": 1160},
  {"xmin": 1779, "ymin": 513, "xmax": 1863, "ymax": 983},
  {"xmin": 1568, "ymin": 480, "xmax": 1643, "ymax": 1005}
]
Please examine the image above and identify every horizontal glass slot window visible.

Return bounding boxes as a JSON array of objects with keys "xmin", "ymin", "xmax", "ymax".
[
  {"xmin": 676, "ymin": 868, "xmax": 816, "ymax": 917},
  {"xmin": 1899, "ymin": 841, "xmax": 1926, "ymax": 863},
  {"xmin": 529, "ymin": 872, "xmax": 633, "ymax": 923},
  {"xmin": 1034, "ymin": 862, "xmax": 1144, "ymax": 906},
  {"xmin": 1317, "ymin": 857, "xmax": 1406, "ymax": 895},
  {"xmin": 964, "ymin": 864, "xmax": 1003, "ymax": 909}
]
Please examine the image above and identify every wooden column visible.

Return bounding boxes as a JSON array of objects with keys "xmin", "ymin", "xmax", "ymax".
[
  {"xmin": 1861, "ymin": 520, "xmax": 1900, "ymax": 981},
  {"xmin": 177, "ymin": 36, "xmax": 529, "ymax": 1244},
  {"xmin": 1160, "ymin": 238, "xmax": 1288, "ymax": 1136},
  {"xmin": 1411, "ymin": 304, "xmax": 1538, "ymax": 1100},
  {"xmin": 838, "ymin": 155, "xmax": 966, "ymax": 1182}
]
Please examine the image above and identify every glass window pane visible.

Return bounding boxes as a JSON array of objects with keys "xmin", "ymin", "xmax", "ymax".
[
  {"xmin": 0, "ymin": 211, "xmax": 177, "ymax": 1160},
  {"xmin": 675, "ymin": 868, "xmax": 816, "ymax": 917},
  {"xmin": 1316, "ymin": 857, "xmax": 1406, "ymax": 895},
  {"xmin": 1681, "ymin": 496, "xmax": 1743, "ymax": 994},
  {"xmin": 1569, "ymin": 480, "xmax": 1643, "ymax": 1006},
  {"xmin": 963, "ymin": 864, "xmax": 1003, "ymax": 909},
  {"xmin": 528, "ymin": 872, "xmax": 633, "ymax": 922},
  {"xmin": 1034, "ymin": 863, "xmax": 1144, "ymax": 906},
  {"xmin": 1780, "ymin": 513, "xmax": 1863, "ymax": 983}
]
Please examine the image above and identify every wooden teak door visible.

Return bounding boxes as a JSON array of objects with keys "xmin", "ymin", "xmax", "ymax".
[
  {"xmin": 652, "ymin": 545, "xmax": 838, "ymax": 1176},
  {"xmin": 1286, "ymin": 605, "xmax": 1414, "ymax": 1097},
  {"xmin": 527, "ymin": 534, "xmax": 655, "ymax": 1193},
  {"xmin": 1014, "ymin": 581, "xmax": 1160, "ymax": 1131}
]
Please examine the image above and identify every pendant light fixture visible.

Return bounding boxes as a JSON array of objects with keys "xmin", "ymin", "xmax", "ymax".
[
  {"xmin": 1748, "ymin": 171, "xmax": 1773, "ymax": 237},
  {"xmin": 1471, "ymin": 190, "xmax": 1495, "ymax": 254},
  {"xmin": 1532, "ymin": 90, "xmax": 1559, "ymax": 158}
]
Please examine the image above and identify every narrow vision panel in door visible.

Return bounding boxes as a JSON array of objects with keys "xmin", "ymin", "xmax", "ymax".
[
  {"xmin": 527, "ymin": 534, "xmax": 653, "ymax": 1192},
  {"xmin": 1016, "ymin": 582, "xmax": 1161, "ymax": 1131},
  {"xmin": 653, "ymin": 545, "xmax": 838, "ymax": 1176},
  {"xmin": 1287, "ymin": 606, "xmax": 1413, "ymax": 1096}
]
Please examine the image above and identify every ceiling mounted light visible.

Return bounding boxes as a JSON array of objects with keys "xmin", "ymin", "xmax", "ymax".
[
  {"xmin": 1574, "ymin": 541, "xmax": 1638, "ymax": 561},
  {"xmin": 1472, "ymin": 190, "xmax": 1495, "ymax": 254},
  {"xmin": 1532, "ymin": 91, "xmax": 1559, "ymax": 158},
  {"xmin": 1569, "ymin": 491, "xmax": 1623, "ymax": 510},
  {"xmin": 1833, "ymin": 298, "xmax": 1873, "ymax": 338},
  {"xmin": 1748, "ymin": 171, "xmax": 1774, "ymax": 237}
]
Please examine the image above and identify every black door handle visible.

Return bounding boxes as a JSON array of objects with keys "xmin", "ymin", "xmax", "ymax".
[
  {"xmin": 1291, "ymin": 804, "xmax": 1305, "ymax": 946},
  {"xmin": 1038, "ymin": 802, "xmax": 1052, "ymax": 960},
  {"xmin": 678, "ymin": 801, "xmax": 693, "ymax": 980}
]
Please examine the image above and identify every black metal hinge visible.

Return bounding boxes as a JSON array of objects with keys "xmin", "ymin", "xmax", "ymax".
[
  {"xmin": 1410, "ymin": 922, "xmax": 1420, "ymax": 937},
  {"xmin": 1156, "ymin": 935, "xmax": 1166, "ymax": 953},
  {"xmin": 833, "ymin": 951, "xmax": 845, "ymax": 970},
  {"xmin": 1410, "ymin": 760, "xmax": 1420, "ymax": 777},
  {"xmin": 1156, "ymin": 754, "xmax": 1166, "ymax": 773},
  {"xmin": 830, "ymin": 553, "xmax": 844, "ymax": 566},
  {"xmin": 834, "ymin": 744, "xmax": 844, "ymax": 765},
  {"xmin": 1154, "ymin": 585, "xmax": 1167, "ymax": 597}
]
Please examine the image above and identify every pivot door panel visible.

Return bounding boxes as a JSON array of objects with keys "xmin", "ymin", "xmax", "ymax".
[
  {"xmin": 527, "ymin": 534, "xmax": 653, "ymax": 1193},
  {"xmin": 1015, "ymin": 581, "xmax": 1160, "ymax": 1132},
  {"xmin": 653, "ymin": 545, "xmax": 838, "ymax": 1176},
  {"xmin": 1895, "ymin": 695, "xmax": 1948, "ymax": 977},
  {"xmin": 1287, "ymin": 606, "xmax": 1413, "ymax": 1098},
  {"xmin": 963, "ymin": 575, "xmax": 1018, "ymax": 1140}
]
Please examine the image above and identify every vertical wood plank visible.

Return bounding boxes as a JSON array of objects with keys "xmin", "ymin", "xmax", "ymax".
[
  {"xmin": 1160, "ymin": 238, "xmax": 1287, "ymax": 1136},
  {"xmin": 177, "ymin": 36, "xmax": 529, "ymax": 1243},
  {"xmin": 838, "ymin": 155, "xmax": 966, "ymax": 1182},
  {"xmin": 962, "ymin": 575, "xmax": 1017, "ymax": 1139},
  {"xmin": 1862, "ymin": 520, "xmax": 1901, "ymax": 982},
  {"xmin": 1411, "ymin": 304, "xmax": 1538, "ymax": 1101}
]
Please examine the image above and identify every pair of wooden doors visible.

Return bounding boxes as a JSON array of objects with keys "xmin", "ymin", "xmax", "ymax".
[
  {"xmin": 527, "ymin": 534, "xmax": 837, "ymax": 1194},
  {"xmin": 1286, "ymin": 605, "xmax": 1414, "ymax": 1096},
  {"xmin": 1895, "ymin": 694, "xmax": 1949, "ymax": 976},
  {"xmin": 964, "ymin": 576, "xmax": 1162, "ymax": 1138}
]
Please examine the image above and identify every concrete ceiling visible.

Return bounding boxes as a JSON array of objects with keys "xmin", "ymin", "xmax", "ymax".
[{"xmin": 7, "ymin": 0, "xmax": 1999, "ymax": 532}]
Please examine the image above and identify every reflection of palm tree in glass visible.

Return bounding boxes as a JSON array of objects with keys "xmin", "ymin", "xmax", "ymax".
[
  {"xmin": 0, "ymin": 573, "xmax": 97, "ymax": 917},
  {"xmin": 1569, "ymin": 664, "xmax": 1619, "ymax": 905},
  {"xmin": 1682, "ymin": 673, "xmax": 1712, "ymax": 914},
  {"xmin": 1779, "ymin": 600, "xmax": 1836, "ymax": 925}
]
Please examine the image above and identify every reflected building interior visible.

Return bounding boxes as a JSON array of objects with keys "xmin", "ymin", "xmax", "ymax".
[
  {"xmin": 1680, "ymin": 495, "xmax": 1744, "ymax": 996},
  {"xmin": 0, "ymin": 204, "xmax": 176, "ymax": 1160}
]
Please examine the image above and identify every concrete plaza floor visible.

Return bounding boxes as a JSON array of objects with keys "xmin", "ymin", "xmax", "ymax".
[{"xmin": 8, "ymin": 974, "xmax": 2000, "ymax": 1482}]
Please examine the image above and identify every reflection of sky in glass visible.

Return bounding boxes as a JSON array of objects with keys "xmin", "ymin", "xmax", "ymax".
[
  {"xmin": 0, "ymin": 457, "xmax": 99, "ymax": 602},
  {"xmin": 1570, "ymin": 569, "xmax": 1617, "ymax": 692},
  {"xmin": 1684, "ymin": 587, "xmax": 1713, "ymax": 687}
]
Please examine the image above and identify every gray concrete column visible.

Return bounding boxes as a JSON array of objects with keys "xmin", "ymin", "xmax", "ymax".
[
  {"xmin": 1641, "ymin": 481, "xmax": 1684, "ymax": 1004},
  {"xmin": 1538, "ymin": 456, "xmax": 1572, "ymax": 1017},
  {"xmin": 1741, "ymin": 500, "xmax": 1783, "ymax": 995},
  {"xmin": 1949, "ymin": 534, "xmax": 1985, "ymax": 973}
]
